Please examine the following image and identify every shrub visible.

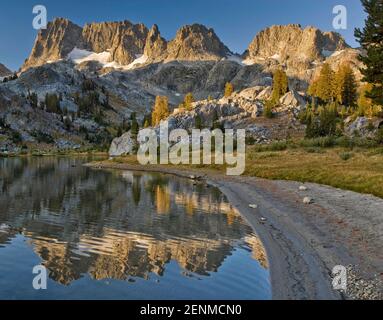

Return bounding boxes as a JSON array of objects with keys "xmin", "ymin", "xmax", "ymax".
[
  {"xmin": 305, "ymin": 104, "xmax": 338, "ymax": 138},
  {"xmin": 45, "ymin": 93, "xmax": 61, "ymax": 114},
  {"xmin": 27, "ymin": 91, "xmax": 38, "ymax": 109},
  {"xmin": 81, "ymin": 79, "xmax": 97, "ymax": 92},
  {"xmin": 263, "ymin": 100, "xmax": 274, "ymax": 118},
  {"xmin": 375, "ymin": 128, "xmax": 383, "ymax": 145},
  {"xmin": 339, "ymin": 152, "xmax": 353, "ymax": 161},
  {"xmin": 32, "ymin": 130, "xmax": 54, "ymax": 144},
  {"xmin": 11, "ymin": 131, "xmax": 22, "ymax": 143},
  {"xmin": 299, "ymin": 136, "xmax": 335, "ymax": 148},
  {"xmin": 268, "ymin": 141, "xmax": 288, "ymax": 151}
]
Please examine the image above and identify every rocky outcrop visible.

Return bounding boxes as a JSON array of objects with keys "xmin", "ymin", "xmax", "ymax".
[
  {"xmin": 22, "ymin": 18, "xmax": 84, "ymax": 71},
  {"xmin": 144, "ymin": 24, "xmax": 168, "ymax": 61},
  {"xmin": 82, "ymin": 21, "xmax": 148, "ymax": 65},
  {"xmin": 318, "ymin": 48, "xmax": 364, "ymax": 82},
  {"xmin": 165, "ymin": 24, "xmax": 231, "ymax": 61},
  {"xmin": 279, "ymin": 90, "xmax": 306, "ymax": 108},
  {"xmin": 109, "ymin": 131, "xmax": 137, "ymax": 156},
  {"xmin": 246, "ymin": 24, "xmax": 349, "ymax": 63},
  {"xmin": 23, "ymin": 18, "xmax": 149, "ymax": 70},
  {"xmin": 0, "ymin": 63, "xmax": 11, "ymax": 77},
  {"xmin": 345, "ymin": 117, "xmax": 383, "ymax": 138},
  {"xmin": 243, "ymin": 24, "xmax": 353, "ymax": 91},
  {"xmin": 22, "ymin": 19, "xmax": 233, "ymax": 71}
]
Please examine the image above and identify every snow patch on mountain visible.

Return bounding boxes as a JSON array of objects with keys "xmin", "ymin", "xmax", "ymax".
[
  {"xmin": 67, "ymin": 48, "xmax": 111, "ymax": 65},
  {"xmin": 67, "ymin": 48, "xmax": 148, "ymax": 70},
  {"xmin": 227, "ymin": 54, "xmax": 245, "ymax": 65},
  {"xmin": 126, "ymin": 54, "xmax": 148, "ymax": 69}
]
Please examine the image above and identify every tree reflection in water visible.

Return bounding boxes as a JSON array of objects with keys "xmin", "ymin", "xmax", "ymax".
[{"xmin": 0, "ymin": 157, "xmax": 269, "ymax": 294}]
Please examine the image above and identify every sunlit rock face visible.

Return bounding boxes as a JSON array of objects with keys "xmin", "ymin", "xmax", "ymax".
[
  {"xmin": 82, "ymin": 21, "xmax": 149, "ymax": 65},
  {"xmin": 246, "ymin": 24, "xmax": 349, "ymax": 63},
  {"xmin": 164, "ymin": 24, "xmax": 231, "ymax": 62},
  {"xmin": 22, "ymin": 19, "xmax": 230, "ymax": 72},
  {"xmin": 22, "ymin": 18, "xmax": 84, "ymax": 71}
]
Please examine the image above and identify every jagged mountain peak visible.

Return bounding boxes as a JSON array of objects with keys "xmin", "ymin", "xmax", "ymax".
[
  {"xmin": 144, "ymin": 24, "xmax": 168, "ymax": 61},
  {"xmin": 82, "ymin": 20, "xmax": 149, "ymax": 65},
  {"xmin": 165, "ymin": 24, "xmax": 231, "ymax": 61},
  {"xmin": 22, "ymin": 18, "xmax": 233, "ymax": 70},
  {"xmin": 21, "ymin": 19, "xmax": 351, "ymax": 73},
  {"xmin": 246, "ymin": 24, "xmax": 349, "ymax": 63},
  {"xmin": 22, "ymin": 17, "xmax": 83, "ymax": 71}
]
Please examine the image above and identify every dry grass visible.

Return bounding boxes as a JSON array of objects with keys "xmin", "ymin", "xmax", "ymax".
[
  {"xmin": 245, "ymin": 146, "xmax": 383, "ymax": 198},
  {"xmin": 106, "ymin": 146, "xmax": 383, "ymax": 198}
]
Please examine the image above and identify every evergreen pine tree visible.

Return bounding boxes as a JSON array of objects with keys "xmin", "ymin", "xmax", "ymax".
[
  {"xmin": 355, "ymin": 0, "xmax": 383, "ymax": 106},
  {"xmin": 144, "ymin": 119, "xmax": 150, "ymax": 128}
]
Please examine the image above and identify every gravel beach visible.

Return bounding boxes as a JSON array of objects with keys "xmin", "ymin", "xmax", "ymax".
[{"xmin": 85, "ymin": 161, "xmax": 383, "ymax": 300}]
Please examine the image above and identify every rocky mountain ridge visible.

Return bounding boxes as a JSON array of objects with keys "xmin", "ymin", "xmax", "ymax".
[
  {"xmin": 22, "ymin": 19, "xmax": 356, "ymax": 73},
  {"xmin": 0, "ymin": 63, "xmax": 11, "ymax": 77},
  {"xmin": 246, "ymin": 24, "xmax": 349, "ymax": 62},
  {"xmin": 22, "ymin": 18, "xmax": 232, "ymax": 71},
  {"xmin": 19, "ymin": 19, "xmax": 364, "ymax": 93}
]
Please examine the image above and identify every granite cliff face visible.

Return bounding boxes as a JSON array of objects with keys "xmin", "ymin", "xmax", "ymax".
[
  {"xmin": 246, "ymin": 24, "xmax": 349, "ymax": 62},
  {"xmin": 144, "ymin": 24, "xmax": 168, "ymax": 60},
  {"xmin": 82, "ymin": 21, "xmax": 148, "ymax": 65},
  {"xmin": 164, "ymin": 24, "xmax": 231, "ymax": 61},
  {"xmin": 22, "ymin": 19, "xmax": 231, "ymax": 71},
  {"xmin": 20, "ymin": 19, "xmax": 359, "ymax": 93},
  {"xmin": 22, "ymin": 18, "xmax": 84, "ymax": 71}
]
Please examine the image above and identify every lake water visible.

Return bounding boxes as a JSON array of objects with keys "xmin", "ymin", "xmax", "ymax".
[{"xmin": 0, "ymin": 156, "xmax": 271, "ymax": 300}]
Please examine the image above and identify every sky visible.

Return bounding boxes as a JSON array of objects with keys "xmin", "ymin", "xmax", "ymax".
[{"xmin": 0, "ymin": 0, "xmax": 366, "ymax": 71}]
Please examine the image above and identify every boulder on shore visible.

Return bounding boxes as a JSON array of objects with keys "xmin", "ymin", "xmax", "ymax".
[{"xmin": 109, "ymin": 131, "xmax": 137, "ymax": 157}]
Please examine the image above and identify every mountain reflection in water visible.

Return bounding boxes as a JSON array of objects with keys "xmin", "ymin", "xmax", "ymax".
[{"xmin": 0, "ymin": 157, "xmax": 271, "ymax": 299}]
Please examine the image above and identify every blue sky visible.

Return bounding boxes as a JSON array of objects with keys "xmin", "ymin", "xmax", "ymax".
[{"xmin": 0, "ymin": 0, "xmax": 366, "ymax": 71}]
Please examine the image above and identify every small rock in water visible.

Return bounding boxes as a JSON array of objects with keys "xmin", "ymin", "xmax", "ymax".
[
  {"xmin": 249, "ymin": 204, "xmax": 258, "ymax": 209},
  {"xmin": 299, "ymin": 186, "xmax": 308, "ymax": 191},
  {"xmin": 303, "ymin": 197, "xmax": 314, "ymax": 204}
]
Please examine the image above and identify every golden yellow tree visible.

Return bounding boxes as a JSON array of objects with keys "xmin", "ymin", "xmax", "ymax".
[
  {"xmin": 224, "ymin": 82, "xmax": 234, "ymax": 98},
  {"xmin": 319, "ymin": 63, "xmax": 336, "ymax": 102},
  {"xmin": 184, "ymin": 92, "xmax": 194, "ymax": 111},
  {"xmin": 357, "ymin": 83, "xmax": 381, "ymax": 117},
  {"xmin": 271, "ymin": 69, "xmax": 289, "ymax": 104},
  {"xmin": 151, "ymin": 96, "xmax": 169, "ymax": 126},
  {"xmin": 334, "ymin": 63, "xmax": 357, "ymax": 107}
]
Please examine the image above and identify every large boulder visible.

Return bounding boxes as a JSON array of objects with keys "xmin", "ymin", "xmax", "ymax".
[
  {"xmin": 279, "ymin": 90, "xmax": 306, "ymax": 108},
  {"xmin": 344, "ymin": 116, "xmax": 382, "ymax": 138},
  {"xmin": 256, "ymin": 86, "xmax": 272, "ymax": 100},
  {"xmin": 109, "ymin": 131, "xmax": 137, "ymax": 157}
]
